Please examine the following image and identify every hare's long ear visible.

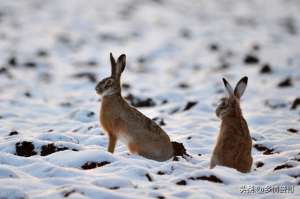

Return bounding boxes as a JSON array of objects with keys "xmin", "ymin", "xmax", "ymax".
[
  {"xmin": 116, "ymin": 54, "xmax": 126, "ymax": 79},
  {"xmin": 222, "ymin": 78, "xmax": 234, "ymax": 96},
  {"xmin": 234, "ymin": 76, "xmax": 248, "ymax": 98},
  {"xmin": 110, "ymin": 52, "xmax": 117, "ymax": 78}
]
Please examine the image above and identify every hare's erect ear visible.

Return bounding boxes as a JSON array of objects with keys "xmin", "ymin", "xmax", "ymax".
[
  {"xmin": 110, "ymin": 52, "xmax": 117, "ymax": 77},
  {"xmin": 234, "ymin": 76, "xmax": 248, "ymax": 98},
  {"xmin": 222, "ymin": 78, "xmax": 234, "ymax": 96},
  {"xmin": 116, "ymin": 54, "xmax": 126, "ymax": 78}
]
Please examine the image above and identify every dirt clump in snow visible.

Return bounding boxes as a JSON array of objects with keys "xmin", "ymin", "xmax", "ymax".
[
  {"xmin": 254, "ymin": 144, "xmax": 278, "ymax": 155},
  {"xmin": 291, "ymin": 97, "xmax": 300, "ymax": 110},
  {"xmin": 278, "ymin": 77, "xmax": 293, "ymax": 88},
  {"xmin": 15, "ymin": 141, "xmax": 37, "ymax": 157},
  {"xmin": 81, "ymin": 161, "xmax": 111, "ymax": 170},
  {"xmin": 125, "ymin": 94, "xmax": 156, "ymax": 107},
  {"xmin": 41, "ymin": 143, "xmax": 77, "ymax": 156},
  {"xmin": 189, "ymin": 175, "xmax": 223, "ymax": 183},
  {"xmin": 274, "ymin": 164, "xmax": 294, "ymax": 171}
]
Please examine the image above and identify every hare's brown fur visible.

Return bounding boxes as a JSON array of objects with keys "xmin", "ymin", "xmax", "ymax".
[
  {"xmin": 97, "ymin": 53, "xmax": 174, "ymax": 161},
  {"xmin": 210, "ymin": 77, "xmax": 252, "ymax": 173}
]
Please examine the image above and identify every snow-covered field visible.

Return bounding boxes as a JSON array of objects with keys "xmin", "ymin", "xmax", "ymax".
[{"xmin": 0, "ymin": 0, "xmax": 300, "ymax": 198}]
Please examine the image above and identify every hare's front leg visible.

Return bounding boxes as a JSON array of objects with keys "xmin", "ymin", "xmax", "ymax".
[{"xmin": 108, "ymin": 134, "xmax": 117, "ymax": 153}]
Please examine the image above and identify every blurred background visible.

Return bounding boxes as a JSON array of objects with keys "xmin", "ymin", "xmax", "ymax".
[
  {"xmin": 0, "ymin": 0, "xmax": 299, "ymax": 87},
  {"xmin": 0, "ymin": 0, "xmax": 300, "ymax": 132},
  {"xmin": 0, "ymin": 1, "xmax": 300, "ymax": 198},
  {"xmin": 0, "ymin": 0, "xmax": 299, "ymax": 128}
]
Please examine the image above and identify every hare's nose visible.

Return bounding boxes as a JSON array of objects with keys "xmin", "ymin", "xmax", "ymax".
[{"xmin": 95, "ymin": 84, "xmax": 99, "ymax": 91}]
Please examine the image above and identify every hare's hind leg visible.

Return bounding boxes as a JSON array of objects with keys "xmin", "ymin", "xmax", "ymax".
[{"xmin": 108, "ymin": 134, "xmax": 117, "ymax": 153}]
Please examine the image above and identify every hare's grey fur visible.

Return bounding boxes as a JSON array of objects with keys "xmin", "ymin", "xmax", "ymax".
[
  {"xmin": 210, "ymin": 76, "xmax": 252, "ymax": 173},
  {"xmin": 96, "ymin": 53, "xmax": 174, "ymax": 161}
]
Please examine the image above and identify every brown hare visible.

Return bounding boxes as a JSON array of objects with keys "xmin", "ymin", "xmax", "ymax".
[
  {"xmin": 95, "ymin": 53, "xmax": 184, "ymax": 161},
  {"xmin": 210, "ymin": 76, "xmax": 252, "ymax": 173}
]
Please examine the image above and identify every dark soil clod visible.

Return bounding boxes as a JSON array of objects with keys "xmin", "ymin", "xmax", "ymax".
[
  {"xmin": 274, "ymin": 164, "xmax": 294, "ymax": 171},
  {"xmin": 8, "ymin": 56, "xmax": 17, "ymax": 67},
  {"xmin": 0, "ymin": 67, "xmax": 13, "ymax": 78},
  {"xmin": 145, "ymin": 173, "xmax": 153, "ymax": 182},
  {"xmin": 15, "ymin": 141, "xmax": 37, "ymax": 157},
  {"xmin": 24, "ymin": 91, "xmax": 32, "ymax": 98},
  {"xmin": 209, "ymin": 43, "xmax": 219, "ymax": 51},
  {"xmin": 24, "ymin": 61, "xmax": 37, "ymax": 68},
  {"xmin": 122, "ymin": 83, "xmax": 131, "ymax": 89},
  {"xmin": 72, "ymin": 72, "xmax": 97, "ymax": 83},
  {"xmin": 264, "ymin": 100, "xmax": 287, "ymax": 109},
  {"xmin": 125, "ymin": 94, "xmax": 156, "ymax": 107},
  {"xmin": 291, "ymin": 98, "xmax": 300, "ymax": 110},
  {"xmin": 63, "ymin": 189, "xmax": 77, "ymax": 197},
  {"xmin": 36, "ymin": 49, "xmax": 48, "ymax": 57},
  {"xmin": 9, "ymin": 131, "xmax": 19, "ymax": 136},
  {"xmin": 161, "ymin": 99, "xmax": 168, "ymax": 105},
  {"xmin": 178, "ymin": 83, "xmax": 190, "ymax": 89},
  {"xmin": 290, "ymin": 174, "xmax": 300, "ymax": 178},
  {"xmin": 287, "ymin": 128, "xmax": 298, "ymax": 133},
  {"xmin": 152, "ymin": 117, "xmax": 166, "ymax": 126},
  {"xmin": 260, "ymin": 64, "xmax": 272, "ymax": 74},
  {"xmin": 278, "ymin": 77, "xmax": 293, "ymax": 88},
  {"xmin": 87, "ymin": 111, "xmax": 95, "ymax": 117},
  {"xmin": 244, "ymin": 54, "xmax": 259, "ymax": 64},
  {"xmin": 86, "ymin": 60, "xmax": 97, "ymax": 67},
  {"xmin": 0, "ymin": 67, "xmax": 8, "ymax": 74},
  {"xmin": 40, "ymin": 143, "xmax": 70, "ymax": 156},
  {"xmin": 173, "ymin": 156, "xmax": 179, "ymax": 161},
  {"xmin": 109, "ymin": 186, "xmax": 120, "ymax": 190},
  {"xmin": 176, "ymin": 180, "xmax": 187, "ymax": 185},
  {"xmin": 183, "ymin": 101, "xmax": 198, "ymax": 111},
  {"xmin": 81, "ymin": 161, "xmax": 111, "ymax": 170},
  {"xmin": 172, "ymin": 141, "xmax": 189, "ymax": 158},
  {"xmin": 137, "ymin": 56, "xmax": 147, "ymax": 64},
  {"xmin": 157, "ymin": 171, "xmax": 165, "ymax": 175},
  {"xmin": 189, "ymin": 175, "xmax": 223, "ymax": 183},
  {"xmin": 292, "ymin": 157, "xmax": 300, "ymax": 162},
  {"xmin": 255, "ymin": 161, "xmax": 264, "ymax": 168},
  {"xmin": 254, "ymin": 144, "xmax": 277, "ymax": 155}
]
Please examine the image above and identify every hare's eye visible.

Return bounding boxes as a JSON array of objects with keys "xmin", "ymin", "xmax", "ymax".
[
  {"xmin": 105, "ymin": 80, "xmax": 112, "ymax": 88},
  {"xmin": 220, "ymin": 100, "xmax": 226, "ymax": 106}
]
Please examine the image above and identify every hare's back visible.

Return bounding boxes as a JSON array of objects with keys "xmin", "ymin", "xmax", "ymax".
[
  {"xmin": 127, "ymin": 107, "xmax": 169, "ymax": 137},
  {"xmin": 131, "ymin": 117, "xmax": 170, "ymax": 142}
]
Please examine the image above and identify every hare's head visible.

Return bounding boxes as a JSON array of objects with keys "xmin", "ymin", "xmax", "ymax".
[
  {"xmin": 216, "ymin": 76, "xmax": 248, "ymax": 118},
  {"xmin": 95, "ymin": 53, "xmax": 126, "ymax": 96}
]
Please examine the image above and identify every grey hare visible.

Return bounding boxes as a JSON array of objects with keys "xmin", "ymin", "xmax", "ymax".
[
  {"xmin": 210, "ymin": 77, "xmax": 252, "ymax": 173},
  {"xmin": 96, "ymin": 53, "xmax": 185, "ymax": 161}
]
